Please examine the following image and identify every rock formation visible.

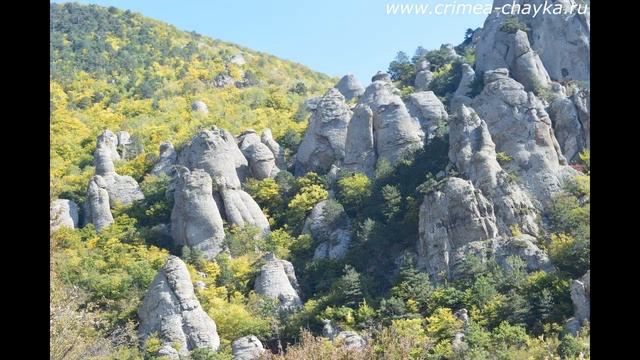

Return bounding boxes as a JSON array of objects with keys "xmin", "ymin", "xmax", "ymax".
[
  {"xmin": 50, "ymin": 199, "xmax": 79, "ymax": 231},
  {"xmin": 254, "ymin": 253, "xmax": 302, "ymax": 311},
  {"xmin": 547, "ymin": 84, "xmax": 589, "ymax": 162},
  {"xmin": 86, "ymin": 176, "xmax": 114, "ymax": 231},
  {"xmin": 171, "ymin": 167, "xmax": 226, "ymax": 259},
  {"xmin": 116, "ymin": 131, "xmax": 142, "ymax": 160},
  {"xmin": 295, "ymin": 88, "xmax": 352, "ymax": 175},
  {"xmin": 214, "ymin": 176, "xmax": 270, "ymax": 234},
  {"xmin": 178, "ymin": 127, "xmax": 249, "ymax": 189},
  {"xmin": 335, "ymin": 74, "xmax": 365, "ymax": 101},
  {"xmin": 405, "ymin": 91, "xmax": 448, "ymax": 142},
  {"xmin": 93, "ymin": 131, "xmax": 144, "ymax": 206},
  {"xmin": 138, "ymin": 256, "xmax": 220, "ymax": 357},
  {"xmin": 470, "ymin": 69, "xmax": 577, "ymax": 206},
  {"xmin": 303, "ymin": 200, "xmax": 352, "ymax": 260},
  {"xmin": 566, "ymin": 270, "xmax": 590, "ymax": 335},
  {"xmin": 476, "ymin": 29, "xmax": 551, "ymax": 91},
  {"xmin": 238, "ymin": 129, "xmax": 280, "ymax": 179},
  {"xmin": 417, "ymin": 177, "xmax": 499, "ymax": 280},
  {"xmin": 230, "ymin": 54, "xmax": 246, "ymax": 66},
  {"xmin": 151, "ymin": 141, "xmax": 178, "ymax": 176},
  {"xmin": 475, "ymin": 0, "xmax": 589, "ymax": 83},
  {"xmin": 231, "ymin": 335, "xmax": 265, "ymax": 360},
  {"xmin": 450, "ymin": 63, "xmax": 476, "ymax": 110},
  {"xmin": 343, "ymin": 78, "xmax": 424, "ymax": 176},
  {"xmin": 414, "ymin": 60, "xmax": 434, "ymax": 91},
  {"xmin": 261, "ymin": 128, "xmax": 286, "ymax": 170},
  {"xmin": 449, "ymin": 105, "xmax": 539, "ymax": 235},
  {"xmin": 96, "ymin": 129, "xmax": 120, "ymax": 161},
  {"xmin": 333, "ymin": 331, "xmax": 367, "ymax": 349},
  {"xmin": 191, "ymin": 100, "xmax": 209, "ymax": 114},
  {"xmin": 417, "ymin": 177, "xmax": 551, "ymax": 281}
]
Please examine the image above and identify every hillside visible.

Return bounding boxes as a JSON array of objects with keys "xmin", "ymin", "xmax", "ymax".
[
  {"xmin": 50, "ymin": 2, "xmax": 335, "ymax": 202},
  {"xmin": 50, "ymin": 2, "xmax": 590, "ymax": 360}
]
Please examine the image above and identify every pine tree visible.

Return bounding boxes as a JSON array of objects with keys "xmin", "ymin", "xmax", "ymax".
[{"xmin": 340, "ymin": 265, "xmax": 363, "ymax": 308}]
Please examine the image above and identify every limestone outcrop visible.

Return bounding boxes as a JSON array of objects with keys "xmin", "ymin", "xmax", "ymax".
[
  {"xmin": 171, "ymin": 167, "xmax": 226, "ymax": 259},
  {"xmin": 138, "ymin": 256, "xmax": 220, "ymax": 357},
  {"xmin": 254, "ymin": 253, "xmax": 302, "ymax": 311}
]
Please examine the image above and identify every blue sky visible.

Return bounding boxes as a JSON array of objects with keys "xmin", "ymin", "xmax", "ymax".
[{"xmin": 52, "ymin": 0, "xmax": 491, "ymax": 84}]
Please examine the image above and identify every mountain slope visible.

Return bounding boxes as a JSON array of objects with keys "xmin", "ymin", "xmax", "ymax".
[{"xmin": 50, "ymin": 2, "xmax": 335, "ymax": 201}]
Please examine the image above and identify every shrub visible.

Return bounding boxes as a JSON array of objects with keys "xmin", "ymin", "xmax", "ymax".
[
  {"xmin": 337, "ymin": 172, "xmax": 372, "ymax": 212},
  {"xmin": 500, "ymin": 16, "xmax": 529, "ymax": 34},
  {"xmin": 495, "ymin": 151, "xmax": 512, "ymax": 165}
]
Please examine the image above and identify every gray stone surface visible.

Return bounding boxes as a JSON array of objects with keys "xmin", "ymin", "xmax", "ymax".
[
  {"xmin": 303, "ymin": 200, "xmax": 352, "ymax": 260},
  {"xmin": 138, "ymin": 256, "xmax": 220, "ymax": 357},
  {"xmin": 151, "ymin": 141, "xmax": 178, "ymax": 176},
  {"xmin": 417, "ymin": 177, "xmax": 499, "ymax": 280},
  {"xmin": 334, "ymin": 331, "xmax": 366, "ymax": 349},
  {"xmin": 231, "ymin": 335, "xmax": 265, "ymax": 360},
  {"xmin": 238, "ymin": 129, "xmax": 280, "ymax": 179},
  {"xmin": 254, "ymin": 253, "xmax": 302, "ymax": 311},
  {"xmin": 171, "ymin": 168, "xmax": 226, "ymax": 259},
  {"xmin": 405, "ymin": 91, "xmax": 448, "ymax": 142},
  {"xmin": 192, "ymin": 101, "xmax": 209, "ymax": 114},
  {"xmin": 214, "ymin": 176, "xmax": 270, "ymax": 234},
  {"xmin": 335, "ymin": 74, "xmax": 365, "ymax": 101},
  {"xmin": 178, "ymin": 127, "xmax": 249, "ymax": 189},
  {"xmin": 547, "ymin": 84, "xmax": 588, "ymax": 162},
  {"xmin": 86, "ymin": 176, "xmax": 114, "ymax": 231},
  {"xmin": 567, "ymin": 270, "xmax": 590, "ymax": 335},
  {"xmin": 344, "ymin": 79, "xmax": 424, "ymax": 177},
  {"xmin": 470, "ymin": 69, "xmax": 578, "ymax": 206},
  {"xmin": 93, "ymin": 132, "xmax": 144, "ymax": 206},
  {"xmin": 449, "ymin": 105, "xmax": 539, "ymax": 235},
  {"xmin": 475, "ymin": 0, "xmax": 589, "ymax": 82},
  {"xmin": 261, "ymin": 128, "xmax": 286, "ymax": 169},
  {"xmin": 50, "ymin": 199, "xmax": 79, "ymax": 231},
  {"xmin": 295, "ymin": 88, "xmax": 352, "ymax": 175}
]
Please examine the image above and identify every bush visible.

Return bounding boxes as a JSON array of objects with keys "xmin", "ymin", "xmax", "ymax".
[
  {"xmin": 337, "ymin": 172, "xmax": 372, "ymax": 212},
  {"xmin": 495, "ymin": 152, "xmax": 512, "ymax": 165},
  {"xmin": 500, "ymin": 16, "xmax": 529, "ymax": 34}
]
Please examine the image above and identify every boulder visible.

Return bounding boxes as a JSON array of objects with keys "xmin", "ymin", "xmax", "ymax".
[
  {"xmin": 295, "ymin": 88, "xmax": 352, "ymax": 175},
  {"xmin": 151, "ymin": 141, "xmax": 178, "ymax": 177},
  {"xmin": 261, "ymin": 128, "xmax": 286, "ymax": 169},
  {"xmin": 191, "ymin": 101, "xmax": 209, "ymax": 114},
  {"xmin": 231, "ymin": 335, "xmax": 265, "ymax": 360},
  {"xmin": 254, "ymin": 253, "xmax": 302, "ymax": 311},
  {"xmin": 334, "ymin": 331, "xmax": 366, "ymax": 349},
  {"xmin": 178, "ymin": 127, "xmax": 249, "ymax": 189},
  {"xmin": 230, "ymin": 54, "xmax": 246, "ymax": 66},
  {"xmin": 405, "ymin": 91, "xmax": 448, "ymax": 142},
  {"xmin": 213, "ymin": 72, "xmax": 234, "ymax": 88},
  {"xmin": 86, "ymin": 176, "xmax": 114, "ymax": 231},
  {"xmin": 116, "ymin": 131, "xmax": 143, "ymax": 160},
  {"xmin": 214, "ymin": 176, "xmax": 270, "ymax": 234},
  {"xmin": 170, "ymin": 168, "xmax": 226, "ymax": 259},
  {"xmin": 238, "ymin": 129, "xmax": 280, "ymax": 179},
  {"xmin": 335, "ymin": 74, "xmax": 365, "ymax": 101},
  {"xmin": 303, "ymin": 200, "xmax": 352, "ymax": 260},
  {"xmin": 50, "ymin": 199, "xmax": 79, "ymax": 231},
  {"xmin": 566, "ymin": 270, "xmax": 590, "ymax": 335},
  {"xmin": 414, "ymin": 60, "xmax": 434, "ymax": 91},
  {"xmin": 450, "ymin": 63, "xmax": 476, "ymax": 110},
  {"xmin": 96, "ymin": 129, "xmax": 120, "ymax": 161},
  {"xmin": 371, "ymin": 71, "xmax": 391, "ymax": 82},
  {"xmin": 93, "ymin": 133, "xmax": 144, "ymax": 206},
  {"xmin": 138, "ymin": 256, "xmax": 220, "ymax": 357}
]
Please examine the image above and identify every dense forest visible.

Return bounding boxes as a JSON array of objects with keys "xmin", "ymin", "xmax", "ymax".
[{"xmin": 50, "ymin": 3, "xmax": 590, "ymax": 360}]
